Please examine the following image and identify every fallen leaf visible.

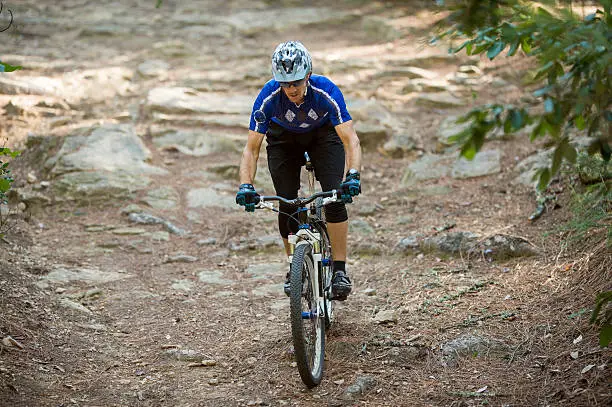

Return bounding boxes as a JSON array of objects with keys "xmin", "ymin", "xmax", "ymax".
[
  {"xmin": 334, "ymin": 379, "xmax": 345, "ymax": 385},
  {"xmin": 570, "ymin": 351, "xmax": 579, "ymax": 359},
  {"xmin": 476, "ymin": 386, "xmax": 488, "ymax": 393},
  {"xmin": 573, "ymin": 335, "xmax": 583, "ymax": 345},
  {"xmin": 581, "ymin": 364, "xmax": 595, "ymax": 374}
]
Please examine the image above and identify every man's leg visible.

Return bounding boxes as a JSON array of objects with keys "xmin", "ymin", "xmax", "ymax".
[
  {"xmin": 308, "ymin": 125, "xmax": 352, "ymax": 299},
  {"xmin": 326, "ymin": 220, "xmax": 348, "ymax": 262}
]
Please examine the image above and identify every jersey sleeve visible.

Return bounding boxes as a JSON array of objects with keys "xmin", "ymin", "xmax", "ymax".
[
  {"xmin": 324, "ymin": 83, "xmax": 352, "ymax": 127},
  {"xmin": 248, "ymin": 81, "xmax": 279, "ymax": 134}
]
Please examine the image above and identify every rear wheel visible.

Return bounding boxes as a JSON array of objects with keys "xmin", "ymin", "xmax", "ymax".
[{"xmin": 290, "ymin": 243, "xmax": 325, "ymax": 388}]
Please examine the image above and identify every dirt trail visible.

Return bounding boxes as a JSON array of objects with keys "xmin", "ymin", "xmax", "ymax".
[{"xmin": 1, "ymin": 1, "xmax": 610, "ymax": 406}]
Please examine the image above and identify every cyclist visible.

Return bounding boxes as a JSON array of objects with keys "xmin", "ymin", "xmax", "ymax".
[{"xmin": 235, "ymin": 40, "xmax": 362, "ymax": 301}]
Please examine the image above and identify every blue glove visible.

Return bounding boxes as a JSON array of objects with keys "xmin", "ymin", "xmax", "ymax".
[
  {"xmin": 236, "ymin": 183, "xmax": 260, "ymax": 212},
  {"xmin": 340, "ymin": 169, "xmax": 361, "ymax": 203}
]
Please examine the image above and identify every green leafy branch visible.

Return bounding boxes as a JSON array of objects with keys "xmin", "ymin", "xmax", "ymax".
[
  {"xmin": 590, "ymin": 291, "xmax": 612, "ymax": 347},
  {"xmin": 0, "ymin": 147, "xmax": 20, "ymax": 205},
  {"xmin": 437, "ymin": 0, "xmax": 611, "ymax": 191}
]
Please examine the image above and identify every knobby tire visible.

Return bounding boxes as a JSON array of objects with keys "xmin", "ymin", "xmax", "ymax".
[{"xmin": 290, "ymin": 243, "xmax": 325, "ymax": 388}]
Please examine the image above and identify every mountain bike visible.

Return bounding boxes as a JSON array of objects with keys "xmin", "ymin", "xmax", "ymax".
[{"xmin": 254, "ymin": 153, "xmax": 338, "ymax": 388}]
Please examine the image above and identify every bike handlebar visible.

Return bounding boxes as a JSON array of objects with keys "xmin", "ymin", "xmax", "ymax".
[{"xmin": 255, "ymin": 190, "xmax": 338, "ymax": 208}]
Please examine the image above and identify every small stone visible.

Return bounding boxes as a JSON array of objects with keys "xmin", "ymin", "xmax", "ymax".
[
  {"xmin": 373, "ymin": 310, "xmax": 398, "ymax": 324},
  {"xmin": 208, "ymin": 378, "xmax": 219, "ymax": 385},
  {"xmin": 196, "ymin": 238, "xmax": 217, "ymax": 246},
  {"xmin": 112, "ymin": 228, "xmax": 146, "ymax": 236},
  {"xmin": 363, "ymin": 288, "xmax": 377, "ymax": 296},
  {"xmin": 165, "ymin": 254, "xmax": 198, "ymax": 263},
  {"xmin": 27, "ymin": 173, "xmax": 38, "ymax": 184}
]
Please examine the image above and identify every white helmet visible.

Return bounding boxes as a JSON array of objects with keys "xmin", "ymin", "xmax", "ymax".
[{"xmin": 271, "ymin": 41, "xmax": 312, "ymax": 82}]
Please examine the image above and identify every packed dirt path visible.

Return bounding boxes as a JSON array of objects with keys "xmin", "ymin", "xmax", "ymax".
[{"xmin": 1, "ymin": 1, "xmax": 610, "ymax": 406}]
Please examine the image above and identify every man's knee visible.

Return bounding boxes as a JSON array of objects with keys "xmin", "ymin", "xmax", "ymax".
[{"xmin": 325, "ymin": 202, "xmax": 348, "ymax": 223}]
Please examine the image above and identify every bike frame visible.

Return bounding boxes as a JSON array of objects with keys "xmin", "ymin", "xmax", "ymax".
[{"xmin": 255, "ymin": 153, "xmax": 337, "ymax": 316}]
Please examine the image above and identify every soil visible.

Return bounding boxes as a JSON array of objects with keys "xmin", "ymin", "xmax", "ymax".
[{"xmin": 0, "ymin": 1, "xmax": 610, "ymax": 407}]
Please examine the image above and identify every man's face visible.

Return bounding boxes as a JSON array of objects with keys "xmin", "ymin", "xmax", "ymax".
[{"xmin": 280, "ymin": 73, "xmax": 310, "ymax": 104}]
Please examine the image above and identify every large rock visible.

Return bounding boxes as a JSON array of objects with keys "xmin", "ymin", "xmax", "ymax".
[
  {"xmin": 151, "ymin": 128, "xmax": 241, "ymax": 156},
  {"xmin": 451, "ymin": 149, "xmax": 501, "ymax": 179},
  {"xmin": 402, "ymin": 154, "xmax": 453, "ymax": 184},
  {"xmin": 381, "ymin": 128, "xmax": 418, "ymax": 158},
  {"xmin": 137, "ymin": 60, "xmax": 170, "ymax": 79},
  {"xmin": 187, "ymin": 188, "xmax": 236, "ymax": 209},
  {"xmin": 38, "ymin": 266, "xmax": 129, "ymax": 289},
  {"xmin": 142, "ymin": 187, "xmax": 180, "ymax": 210},
  {"xmin": 441, "ymin": 333, "xmax": 509, "ymax": 366},
  {"xmin": 469, "ymin": 234, "xmax": 540, "ymax": 260},
  {"xmin": 145, "ymin": 87, "xmax": 252, "ymax": 116},
  {"xmin": 374, "ymin": 66, "xmax": 439, "ymax": 81},
  {"xmin": 402, "ymin": 150, "xmax": 501, "ymax": 184},
  {"xmin": 514, "ymin": 149, "xmax": 552, "ymax": 187},
  {"xmin": 415, "ymin": 92, "xmax": 464, "ymax": 108},
  {"xmin": 354, "ymin": 122, "xmax": 390, "ymax": 151},
  {"xmin": 50, "ymin": 124, "xmax": 166, "ymax": 176},
  {"xmin": 53, "ymin": 171, "xmax": 151, "ymax": 201},
  {"xmin": 62, "ymin": 67, "xmax": 133, "ymax": 103},
  {"xmin": 421, "ymin": 232, "xmax": 479, "ymax": 255},
  {"xmin": 223, "ymin": 8, "xmax": 349, "ymax": 35},
  {"xmin": 346, "ymin": 99, "xmax": 397, "ymax": 126}
]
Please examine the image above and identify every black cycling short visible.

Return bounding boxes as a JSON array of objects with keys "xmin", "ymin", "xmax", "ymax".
[{"xmin": 266, "ymin": 121, "xmax": 348, "ymax": 238}]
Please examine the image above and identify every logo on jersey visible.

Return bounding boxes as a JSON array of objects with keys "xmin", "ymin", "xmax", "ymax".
[
  {"xmin": 308, "ymin": 109, "xmax": 318, "ymax": 120},
  {"xmin": 285, "ymin": 109, "xmax": 296, "ymax": 122},
  {"xmin": 253, "ymin": 110, "xmax": 266, "ymax": 123},
  {"xmin": 299, "ymin": 123, "xmax": 310, "ymax": 128}
]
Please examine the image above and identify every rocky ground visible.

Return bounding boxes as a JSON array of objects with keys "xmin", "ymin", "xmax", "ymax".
[{"xmin": 0, "ymin": 1, "xmax": 610, "ymax": 406}]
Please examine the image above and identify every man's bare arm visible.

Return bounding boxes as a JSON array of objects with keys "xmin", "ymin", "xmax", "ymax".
[
  {"xmin": 239, "ymin": 130, "xmax": 266, "ymax": 184},
  {"xmin": 334, "ymin": 120, "xmax": 362, "ymax": 174}
]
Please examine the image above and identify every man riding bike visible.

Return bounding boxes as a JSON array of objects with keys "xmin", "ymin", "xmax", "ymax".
[{"xmin": 236, "ymin": 41, "xmax": 362, "ymax": 301}]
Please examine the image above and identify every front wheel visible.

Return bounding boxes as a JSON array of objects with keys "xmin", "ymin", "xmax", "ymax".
[{"xmin": 290, "ymin": 243, "xmax": 325, "ymax": 388}]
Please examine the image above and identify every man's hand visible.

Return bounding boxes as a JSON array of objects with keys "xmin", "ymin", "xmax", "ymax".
[
  {"xmin": 236, "ymin": 184, "xmax": 260, "ymax": 212},
  {"xmin": 340, "ymin": 169, "xmax": 361, "ymax": 203}
]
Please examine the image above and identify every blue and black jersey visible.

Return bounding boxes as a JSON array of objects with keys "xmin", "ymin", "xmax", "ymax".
[{"xmin": 249, "ymin": 74, "xmax": 352, "ymax": 134}]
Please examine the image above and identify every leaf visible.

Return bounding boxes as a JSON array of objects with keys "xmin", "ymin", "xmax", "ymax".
[
  {"xmin": 537, "ymin": 168, "xmax": 551, "ymax": 192},
  {"xmin": 487, "ymin": 41, "xmax": 506, "ymax": 60},
  {"xmin": 581, "ymin": 364, "xmax": 595, "ymax": 374},
  {"xmin": 563, "ymin": 143, "xmax": 577, "ymax": 164},
  {"xmin": 544, "ymin": 98, "xmax": 555, "ymax": 113},
  {"xmin": 466, "ymin": 42, "xmax": 473, "ymax": 55},
  {"xmin": 552, "ymin": 144, "xmax": 563, "ymax": 175},
  {"xmin": 0, "ymin": 178, "xmax": 11, "ymax": 193},
  {"xmin": 529, "ymin": 122, "xmax": 542, "ymax": 142},
  {"xmin": 521, "ymin": 37, "xmax": 532, "ymax": 54},
  {"xmin": 0, "ymin": 62, "xmax": 22, "ymax": 72},
  {"xmin": 601, "ymin": 141, "xmax": 611, "ymax": 161},
  {"xmin": 591, "ymin": 291, "xmax": 612, "ymax": 323},
  {"xmin": 460, "ymin": 142, "xmax": 477, "ymax": 161},
  {"xmin": 573, "ymin": 334, "xmax": 583, "ymax": 345},
  {"xmin": 510, "ymin": 109, "xmax": 524, "ymax": 130},
  {"xmin": 533, "ymin": 85, "xmax": 553, "ymax": 98},
  {"xmin": 575, "ymin": 114, "xmax": 586, "ymax": 130},
  {"xmin": 507, "ymin": 40, "xmax": 520, "ymax": 56}
]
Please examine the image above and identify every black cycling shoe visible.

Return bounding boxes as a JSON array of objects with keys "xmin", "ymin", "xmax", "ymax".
[
  {"xmin": 331, "ymin": 270, "xmax": 352, "ymax": 301},
  {"xmin": 283, "ymin": 272, "xmax": 291, "ymax": 297}
]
